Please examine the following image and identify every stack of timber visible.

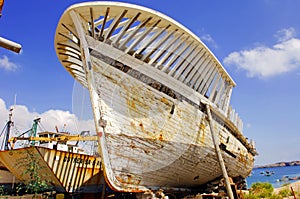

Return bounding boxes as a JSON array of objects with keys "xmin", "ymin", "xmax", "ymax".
[{"xmin": 54, "ymin": 1, "xmax": 257, "ymax": 196}]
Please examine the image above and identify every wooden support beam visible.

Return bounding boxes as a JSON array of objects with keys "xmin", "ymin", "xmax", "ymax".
[
  {"xmin": 206, "ymin": 104, "xmax": 234, "ymax": 199},
  {"xmin": 0, "ymin": 36, "xmax": 21, "ymax": 53}
]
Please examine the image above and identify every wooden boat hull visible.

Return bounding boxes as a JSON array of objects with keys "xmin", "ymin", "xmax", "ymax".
[
  {"xmin": 87, "ymin": 49, "xmax": 254, "ymax": 191},
  {"xmin": 0, "ymin": 161, "xmax": 20, "ymax": 194},
  {"xmin": 0, "ymin": 147, "xmax": 104, "ymax": 193},
  {"xmin": 54, "ymin": 2, "xmax": 257, "ymax": 193}
]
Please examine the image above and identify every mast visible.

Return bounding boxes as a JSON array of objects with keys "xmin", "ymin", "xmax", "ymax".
[
  {"xmin": 4, "ymin": 107, "xmax": 13, "ymax": 150},
  {"xmin": 29, "ymin": 118, "xmax": 41, "ymax": 146}
]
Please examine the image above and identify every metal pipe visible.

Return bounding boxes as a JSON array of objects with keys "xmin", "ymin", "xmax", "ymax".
[
  {"xmin": 0, "ymin": 36, "xmax": 22, "ymax": 53},
  {"xmin": 206, "ymin": 104, "xmax": 235, "ymax": 199}
]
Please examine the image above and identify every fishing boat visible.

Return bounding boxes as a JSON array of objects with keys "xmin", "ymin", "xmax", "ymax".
[
  {"xmin": 0, "ymin": 111, "xmax": 104, "ymax": 194},
  {"xmin": 0, "ymin": 107, "xmax": 20, "ymax": 193},
  {"xmin": 55, "ymin": 1, "xmax": 257, "ymax": 195},
  {"xmin": 0, "ymin": 141, "xmax": 104, "ymax": 193}
]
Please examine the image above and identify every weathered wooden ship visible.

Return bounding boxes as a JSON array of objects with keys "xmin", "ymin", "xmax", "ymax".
[
  {"xmin": 0, "ymin": 144, "xmax": 103, "ymax": 193},
  {"xmin": 55, "ymin": 1, "xmax": 257, "ymax": 194},
  {"xmin": 0, "ymin": 114, "xmax": 104, "ymax": 193}
]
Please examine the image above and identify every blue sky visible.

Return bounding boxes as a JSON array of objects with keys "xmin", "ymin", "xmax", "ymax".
[{"xmin": 1, "ymin": 0, "xmax": 300, "ymax": 166}]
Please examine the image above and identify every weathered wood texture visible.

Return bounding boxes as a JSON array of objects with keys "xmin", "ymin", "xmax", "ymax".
[
  {"xmin": 55, "ymin": 2, "xmax": 244, "ymax": 132},
  {"xmin": 54, "ymin": 2, "xmax": 256, "ymax": 193},
  {"xmin": 0, "ymin": 147, "xmax": 103, "ymax": 193}
]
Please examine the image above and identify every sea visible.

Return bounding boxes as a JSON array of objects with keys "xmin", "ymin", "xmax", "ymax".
[{"xmin": 246, "ymin": 165, "xmax": 300, "ymax": 188}]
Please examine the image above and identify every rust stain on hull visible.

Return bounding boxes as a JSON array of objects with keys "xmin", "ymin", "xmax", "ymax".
[
  {"xmin": 93, "ymin": 63, "xmax": 254, "ymax": 192},
  {"xmin": 54, "ymin": 1, "xmax": 257, "ymax": 193}
]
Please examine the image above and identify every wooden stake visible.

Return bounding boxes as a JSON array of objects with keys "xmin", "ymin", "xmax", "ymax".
[
  {"xmin": 291, "ymin": 187, "xmax": 296, "ymax": 199},
  {"xmin": 206, "ymin": 104, "xmax": 235, "ymax": 199}
]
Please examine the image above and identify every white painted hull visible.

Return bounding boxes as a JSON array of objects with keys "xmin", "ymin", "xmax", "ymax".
[
  {"xmin": 88, "ymin": 47, "xmax": 254, "ymax": 191},
  {"xmin": 54, "ymin": 1, "xmax": 257, "ymax": 192}
]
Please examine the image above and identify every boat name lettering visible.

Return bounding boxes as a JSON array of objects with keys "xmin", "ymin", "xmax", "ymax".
[{"xmin": 63, "ymin": 156, "xmax": 100, "ymax": 165}]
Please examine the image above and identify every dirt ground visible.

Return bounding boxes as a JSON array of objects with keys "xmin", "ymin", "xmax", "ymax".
[{"xmin": 273, "ymin": 180, "xmax": 300, "ymax": 194}]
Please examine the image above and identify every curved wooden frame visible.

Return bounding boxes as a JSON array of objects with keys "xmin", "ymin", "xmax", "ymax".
[
  {"xmin": 55, "ymin": 2, "xmax": 255, "ymax": 193},
  {"xmin": 55, "ymin": 2, "xmax": 237, "ymax": 112}
]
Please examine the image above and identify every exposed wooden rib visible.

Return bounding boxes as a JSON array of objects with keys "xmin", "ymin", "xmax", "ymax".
[
  {"xmin": 125, "ymin": 19, "xmax": 161, "ymax": 54},
  {"xmin": 196, "ymin": 61, "xmax": 215, "ymax": 92},
  {"xmin": 149, "ymin": 29, "xmax": 180, "ymax": 65},
  {"xmin": 104, "ymin": 9, "xmax": 128, "ymax": 41},
  {"xmin": 221, "ymin": 85, "xmax": 232, "ymax": 112},
  {"xmin": 58, "ymin": 32, "xmax": 78, "ymax": 45},
  {"xmin": 90, "ymin": 8, "xmax": 95, "ymax": 38},
  {"xmin": 198, "ymin": 65, "xmax": 215, "ymax": 93},
  {"xmin": 135, "ymin": 25, "xmax": 171, "ymax": 57},
  {"xmin": 172, "ymin": 44, "xmax": 197, "ymax": 79},
  {"xmin": 190, "ymin": 60, "xmax": 210, "ymax": 90},
  {"xmin": 112, "ymin": 13, "xmax": 141, "ymax": 45},
  {"xmin": 190, "ymin": 55, "xmax": 212, "ymax": 89},
  {"xmin": 109, "ymin": 19, "xmax": 129, "ymax": 40},
  {"xmin": 161, "ymin": 36, "xmax": 189, "ymax": 72},
  {"xmin": 62, "ymin": 60, "xmax": 83, "ymax": 68},
  {"xmin": 167, "ymin": 40, "xmax": 194, "ymax": 75},
  {"xmin": 179, "ymin": 48, "xmax": 203, "ymax": 82},
  {"xmin": 182, "ymin": 48, "xmax": 205, "ymax": 84},
  {"xmin": 200, "ymin": 67, "xmax": 218, "ymax": 95},
  {"xmin": 209, "ymin": 75, "xmax": 221, "ymax": 101},
  {"xmin": 153, "ymin": 32, "xmax": 184, "ymax": 67},
  {"xmin": 94, "ymin": 17, "xmax": 104, "ymax": 27},
  {"xmin": 218, "ymin": 83, "xmax": 228, "ymax": 111},
  {"xmin": 57, "ymin": 42, "xmax": 81, "ymax": 55},
  {"xmin": 143, "ymin": 28, "xmax": 176, "ymax": 63},
  {"xmin": 58, "ymin": 52, "xmax": 81, "ymax": 61},
  {"xmin": 61, "ymin": 23, "xmax": 79, "ymax": 41},
  {"xmin": 214, "ymin": 80, "xmax": 225, "ymax": 106},
  {"xmin": 118, "ymin": 16, "xmax": 152, "ymax": 50},
  {"xmin": 100, "ymin": 7, "xmax": 110, "ymax": 38}
]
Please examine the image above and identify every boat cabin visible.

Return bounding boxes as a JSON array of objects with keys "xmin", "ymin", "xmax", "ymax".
[{"xmin": 35, "ymin": 131, "xmax": 85, "ymax": 154}]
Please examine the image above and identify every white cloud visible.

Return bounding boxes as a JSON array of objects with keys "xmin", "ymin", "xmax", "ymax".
[
  {"xmin": 0, "ymin": 98, "xmax": 95, "ymax": 144},
  {"xmin": 275, "ymin": 27, "xmax": 296, "ymax": 42},
  {"xmin": 200, "ymin": 34, "xmax": 218, "ymax": 49},
  {"xmin": 224, "ymin": 28, "xmax": 300, "ymax": 78},
  {"xmin": 0, "ymin": 55, "xmax": 18, "ymax": 71}
]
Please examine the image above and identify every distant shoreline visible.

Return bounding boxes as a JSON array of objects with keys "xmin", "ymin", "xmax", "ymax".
[{"xmin": 255, "ymin": 161, "xmax": 300, "ymax": 169}]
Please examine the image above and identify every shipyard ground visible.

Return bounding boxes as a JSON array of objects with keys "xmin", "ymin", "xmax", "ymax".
[
  {"xmin": 0, "ymin": 176, "xmax": 247, "ymax": 199},
  {"xmin": 0, "ymin": 182, "xmax": 247, "ymax": 199},
  {"xmin": 0, "ymin": 188, "xmax": 247, "ymax": 199}
]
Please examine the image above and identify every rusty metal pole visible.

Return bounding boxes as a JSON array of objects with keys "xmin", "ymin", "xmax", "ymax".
[
  {"xmin": 291, "ymin": 187, "xmax": 296, "ymax": 199},
  {"xmin": 206, "ymin": 104, "xmax": 234, "ymax": 199},
  {"xmin": 0, "ymin": 36, "xmax": 22, "ymax": 53}
]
